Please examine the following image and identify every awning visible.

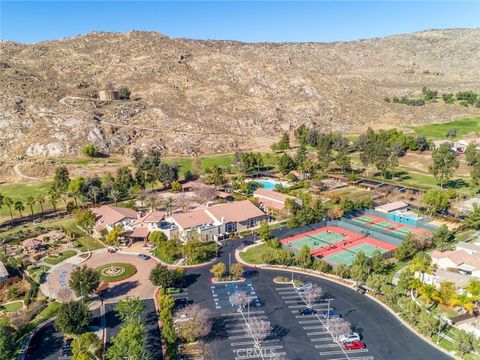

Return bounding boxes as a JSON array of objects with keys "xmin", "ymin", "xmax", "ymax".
[{"xmin": 129, "ymin": 226, "xmax": 150, "ymax": 238}]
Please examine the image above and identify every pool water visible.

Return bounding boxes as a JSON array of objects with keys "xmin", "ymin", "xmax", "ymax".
[{"xmin": 258, "ymin": 180, "xmax": 279, "ymax": 190}]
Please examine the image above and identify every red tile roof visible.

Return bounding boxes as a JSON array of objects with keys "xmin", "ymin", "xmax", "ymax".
[{"xmin": 206, "ymin": 200, "xmax": 265, "ymax": 223}]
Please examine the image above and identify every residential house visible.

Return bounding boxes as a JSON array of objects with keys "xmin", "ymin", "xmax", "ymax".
[
  {"xmin": 92, "ymin": 205, "xmax": 138, "ymax": 234},
  {"xmin": 375, "ymin": 201, "xmax": 409, "ymax": 213},
  {"xmin": 431, "ymin": 250, "xmax": 480, "ymax": 277},
  {"xmin": 456, "ymin": 241, "xmax": 480, "ymax": 256},
  {"xmin": 129, "ymin": 210, "xmax": 178, "ymax": 245},
  {"xmin": 253, "ymin": 188, "xmax": 297, "ymax": 215},
  {"xmin": 169, "ymin": 200, "xmax": 268, "ymax": 241}
]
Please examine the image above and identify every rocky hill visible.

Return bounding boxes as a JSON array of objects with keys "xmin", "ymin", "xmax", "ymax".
[{"xmin": 1, "ymin": 28, "xmax": 479, "ymax": 158}]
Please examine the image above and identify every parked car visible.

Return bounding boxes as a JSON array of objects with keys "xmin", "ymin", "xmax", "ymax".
[
  {"xmin": 32, "ymin": 218, "xmax": 42, "ymax": 225},
  {"xmin": 342, "ymin": 340, "xmax": 366, "ymax": 350},
  {"xmin": 323, "ymin": 310, "xmax": 342, "ymax": 319},
  {"xmin": 137, "ymin": 254, "xmax": 151, "ymax": 260},
  {"xmin": 107, "ymin": 246, "xmax": 118, "ymax": 253},
  {"xmin": 59, "ymin": 338, "xmax": 73, "ymax": 357},
  {"xmin": 242, "ymin": 239, "xmax": 254, "ymax": 246},
  {"xmin": 339, "ymin": 332, "xmax": 361, "ymax": 343},
  {"xmin": 302, "ymin": 283, "xmax": 313, "ymax": 291},
  {"xmin": 299, "ymin": 307, "xmax": 317, "ymax": 315}
]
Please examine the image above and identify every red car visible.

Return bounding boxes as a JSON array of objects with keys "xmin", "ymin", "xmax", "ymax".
[{"xmin": 342, "ymin": 340, "xmax": 366, "ymax": 350}]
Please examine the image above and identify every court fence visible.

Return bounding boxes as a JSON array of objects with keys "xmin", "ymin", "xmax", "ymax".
[{"xmin": 330, "ymin": 219, "xmax": 404, "ymax": 247}]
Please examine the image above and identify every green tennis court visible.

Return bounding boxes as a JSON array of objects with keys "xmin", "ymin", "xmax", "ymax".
[
  {"xmin": 352, "ymin": 217, "xmax": 374, "ymax": 224},
  {"xmin": 369, "ymin": 221, "xmax": 396, "ymax": 230},
  {"xmin": 392, "ymin": 227, "xmax": 413, "ymax": 235},
  {"xmin": 288, "ymin": 232, "xmax": 346, "ymax": 251},
  {"xmin": 324, "ymin": 243, "xmax": 388, "ymax": 266}
]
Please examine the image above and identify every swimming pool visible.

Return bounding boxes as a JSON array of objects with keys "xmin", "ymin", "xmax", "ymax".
[{"xmin": 257, "ymin": 179, "xmax": 287, "ymax": 190}]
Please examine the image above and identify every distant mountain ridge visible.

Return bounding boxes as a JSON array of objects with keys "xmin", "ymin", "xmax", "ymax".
[{"xmin": 1, "ymin": 28, "xmax": 479, "ymax": 157}]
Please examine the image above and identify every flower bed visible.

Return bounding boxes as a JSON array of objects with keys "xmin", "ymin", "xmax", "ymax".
[{"xmin": 95, "ymin": 263, "xmax": 137, "ymax": 282}]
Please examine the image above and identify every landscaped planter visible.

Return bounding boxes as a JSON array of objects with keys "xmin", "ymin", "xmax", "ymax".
[
  {"xmin": 95, "ymin": 263, "xmax": 137, "ymax": 282},
  {"xmin": 211, "ymin": 277, "xmax": 246, "ymax": 284}
]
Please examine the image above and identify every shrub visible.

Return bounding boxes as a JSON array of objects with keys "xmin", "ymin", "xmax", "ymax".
[{"xmin": 81, "ymin": 144, "xmax": 98, "ymax": 157}]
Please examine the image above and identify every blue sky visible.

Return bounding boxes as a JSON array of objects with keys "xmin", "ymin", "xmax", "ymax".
[{"xmin": 1, "ymin": 1, "xmax": 479, "ymax": 43}]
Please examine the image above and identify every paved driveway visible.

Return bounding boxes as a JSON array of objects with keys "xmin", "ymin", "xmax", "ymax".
[{"xmin": 43, "ymin": 250, "xmax": 158, "ymax": 303}]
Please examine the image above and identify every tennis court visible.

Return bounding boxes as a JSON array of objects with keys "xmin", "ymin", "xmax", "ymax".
[
  {"xmin": 323, "ymin": 243, "xmax": 389, "ymax": 266},
  {"xmin": 349, "ymin": 213, "xmax": 430, "ymax": 238},
  {"xmin": 281, "ymin": 226, "xmax": 360, "ymax": 253}
]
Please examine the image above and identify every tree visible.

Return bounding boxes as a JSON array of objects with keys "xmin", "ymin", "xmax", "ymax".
[
  {"xmin": 273, "ymin": 132, "xmax": 290, "ymax": 150},
  {"xmin": 350, "ymin": 252, "xmax": 370, "ymax": 284},
  {"xmin": 317, "ymin": 142, "xmax": 333, "ymax": 175},
  {"xmin": 194, "ymin": 185, "xmax": 217, "ymax": 204},
  {"xmin": 77, "ymin": 209, "xmax": 96, "ymax": 233},
  {"xmin": 230, "ymin": 291, "xmax": 251, "ymax": 310},
  {"xmin": 431, "ymin": 225, "xmax": 455, "ymax": 250},
  {"xmin": 394, "ymin": 234, "xmax": 417, "ymax": 261},
  {"xmin": 3, "ymin": 197, "xmax": 14, "ymax": 224},
  {"xmin": 327, "ymin": 317, "xmax": 351, "ymax": 341},
  {"xmin": 36, "ymin": 194, "xmax": 46, "ymax": 213},
  {"xmin": 247, "ymin": 317, "xmax": 271, "ymax": 347},
  {"xmin": 417, "ymin": 311, "xmax": 440, "ymax": 337},
  {"xmin": 106, "ymin": 320, "xmax": 147, "ymax": 360},
  {"xmin": 72, "ymin": 332, "xmax": 101, "ymax": 360},
  {"xmin": 370, "ymin": 250, "xmax": 387, "ymax": 274},
  {"xmin": 257, "ymin": 220, "xmax": 271, "ymax": 241},
  {"xmin": 230, "ymin": 263, "xmax": 244, "ymax": 279},
  {"xmin": 429, "ymin": 143, "xmax": 459, "ymax": 188},
  {"xmin": 455, "ymin": 329, "xmax": 476, "ymax": 356},
  {"xmin": 148, "ymin": 231, "xmax": 168, "ymax": 247},
  {"xmin": 53, "ymin": 166, "xmax": 71, "ymax": 194},
  {"xmin": 365, "ymin": 274, "xmax": 386, "ymax": 294},
  {"xmin": 105, "ymin": 225, "xmax": 124, "ymax": 246},
  {"xmin": 175, "ymin": 193, "xmax": 192, "ymax": 212},
  {"xmin": 277, "ymin": 154, "xmax": 296, "ymax": 175},
  {"xmin": 119, "ymin": 86, "xmax": 131, "ymax": 100},
  {"xmin": 115, "ymin": 297, "xmax": 144, "ymax": 323},
  {"xmin": 14, "ymin": 200, "xmax": 24, "ymax": 218},
  {"xmin": 465, "ymin": 142, "xmax": 479, "ymax": 165},
  {"xmin": 149, "ymin": 264, "xmax": 185, "ymax": 288},
  {"xmin": 204, "ymin": 165, "xmax": 225, "ymax": 189},
  {"xmin": 422, "ymin": 189, "xmax": 450, "ymax": 215},
  {"xmin": 303, "ymin": 284, "xmax": 323, "ymax": 307},
  {"xmin": 55, "ymin": 301, "xmax": 92, "ymax": 335},
  {"xmin": 464, "ymin": 204, "xmax": 480, "ymax": 230},
  {"xmin": 295, "ymin": 245, "xmax": 313, "ymax": 268},
  {"xmin": 26, "ymin": 196, "xmax": 35, "ymax": 217},
  {"xmin": 174, "ymin": 304, "xmax": 211, "ymax": 343},
  {"xmin": 156, "ymin": 163, "xmax": 179, "ymax": 187},
  {"xmin": 81, "ymin": 145, "xmax": 98, "ymax": 157},
  {"xmin": 336, "ymin": 149, "xmax": 351, "ymax": 174},
  {"xmin": 0, "ymin": 322, "xmax": 16, "ymax": 360},
  {"xmin": 471, "ymin": 160, "xmax": 480, "ymax": 188},
  {"xmin": 210, "ymin": 262, "xmax": 227, "ymax": 279},
  {"xmin": 69, "ymin": 266, "xmax": 100, "ymax": 298}
]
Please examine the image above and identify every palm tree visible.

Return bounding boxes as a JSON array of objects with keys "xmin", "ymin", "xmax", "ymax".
[
  {"xmin": 3, "ymin": 196, "xmax": 14, "ymax": 224},
  {"xmin": 207, "ymin": 165, "xmax": 225, "ymax": 190},
  {"xmin": 88, "ymin": 186, "xmax": 100, "ymax": 205},
  {"xmin": 418, "ymin": 284, "xmax": 441, "ymax": 307},
  {"xmin": 36, "ymin": 195, "xmax": 45, "ymax": 214},
  {"xmin": 146, "ymin": 196, "xmax": 157, "ymax": 211},
  {"xmin": 162, "ymin": 197, "xmax": 174, "ymax": 216},
  {"xmin": 60, "ymin": 192, "xmax": 69, "ymax": 212},
  {"xmin": 128, "ymin": 186, "xmax": 139, "ymax": 200},
  {"xmin": 137, "ymin": 192, "xmax": 147, "ymax": 208},
  {"xmin": 109, "ymin": 189, "xmax": 122, "ymax": 206},
  {"xmin": 26, "ymin": 196, "xmax": 35, "ymax": 217},
  {"xmin": 14, "ymin": 200, "xmax": 24, "ymax": 218},
  {"xmin": 48, "ymin": 193, "xmax": 59, "ymax": 214}
]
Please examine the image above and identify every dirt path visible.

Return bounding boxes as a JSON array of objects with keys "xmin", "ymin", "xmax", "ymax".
[{"xmin": 13, "ymin": 164, "xmax": 39, "ymax": 181}]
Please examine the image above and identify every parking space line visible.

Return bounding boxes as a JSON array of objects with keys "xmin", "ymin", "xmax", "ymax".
[
  {"xmin": 303, "ymin": 325, "xmax": 326, "ymax": 330},
  {"xmin": 319, "ymin": 349, "xmax": 369, "ymax": 355},
  {"xmin": 310, "ymin": 337, "xmax": 333, "ymax": 342},
  {"xmin": 307, "ymin": 331, "xmax": 330, "ymax": 336},
  {"xmin": 299, "ymin": 319, "xmax": 322, "ymax": 324}
]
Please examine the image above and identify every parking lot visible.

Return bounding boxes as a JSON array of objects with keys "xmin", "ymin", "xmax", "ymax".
[
  {"xmin": 274, "ymin": 284, "xmax": 373, "ymax": 360},
  {"xmin": 210, "ymin": 281, "xmax": 261, "ymax": 310}
]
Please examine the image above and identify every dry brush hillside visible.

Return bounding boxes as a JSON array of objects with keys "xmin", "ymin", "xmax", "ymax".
[{"xmin": 1, "ymin": 28, "xmax": 479, "ymax": 158}]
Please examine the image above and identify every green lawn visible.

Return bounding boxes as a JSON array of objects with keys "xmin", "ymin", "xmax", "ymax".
[
  {"xmin": 44, "ymin": 250, "xmax": 77, "ymax": 265},
  {"xmin": 77, "ymin": 236, "xmax": 104, "ymax": 251},
  {"xmin": 1, "ymin": 301, "xmax": 23, "ymax": 312},
  {"xmin": 44, "ymin": 156, "xmax": 123, "ymax": 165},
  {"xmin": 153, "ymin": 248, "xmax": 176, "ymax": 264},
  {"xmin": 239, "ymin": 243, "xmax": 271, "ymax": 264},
  {"xmin": 0, "ymin": 181, "xmax": 55, "ymax": 217},
  {"xmin": 408, "ymin": 116, "xmax": 480, "ymax": 139},
  {"xmin": 95, "ymin": 262, "xmax": 137, "ymax": 281}
]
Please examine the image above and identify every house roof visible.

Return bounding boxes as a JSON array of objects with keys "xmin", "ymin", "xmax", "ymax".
[
  {"xmin": 456, "ymin": 241, "xmax": 480, "ymax": 253},
  {"xmin": 431, "ymin": 250, "xmax": 480, "ymax": 269},
  {"xmin": 215, "ymin": 191, "xmax": 232, "ymax": 199},
  {"xmin": 206, "ymin": 200, "xmax": 265, "ymax": 223},
  {"xmin": 93, "ymin": 205, "xmax": 138, "ymax": 229},
  {"xmin": 134, "ymin": 211, "xmax": 166, "ymax": 225},
  {"xmin": 129, "ymin": 226, "xmax": 150, "ymax": 238},
  {"xmin": 253, "ymin": 188, "xmax": 294, "ymax": 204},
  {"xmin": 170, "ymin": 200, "xmax": 266, "ymax": 229},
  {"xmin": 375, "ymin": 201, "xmax": 409, "ymax": 213},
  {"xmin": 0, "ymin": 262, "xmax": 8, "ymax": 278},
  {"xmin": 171, "ymin": 208, "xmax": 215, "ymax": 230},
  {"xmin": 22, "ymin": 238, "xmax": 42, "ymax": 248},
  {"xmin": 257, "ymin": 198, "xmax": 285, "ymax": 211}
]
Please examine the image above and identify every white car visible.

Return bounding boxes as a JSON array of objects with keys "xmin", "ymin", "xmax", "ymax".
[
  {"xmin": 303, "ymin": 283, "xmax": 313, "ymax": 291},
  {"xmin": 339, "ymin": 332, "xmax": 361, "ymax": 343}
]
